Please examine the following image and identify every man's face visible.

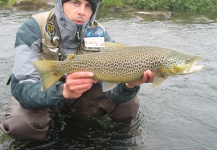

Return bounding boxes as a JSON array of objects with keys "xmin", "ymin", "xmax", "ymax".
[{"xmin": 63, "ymin": 0, "xmax": 93, "ymax": 25}]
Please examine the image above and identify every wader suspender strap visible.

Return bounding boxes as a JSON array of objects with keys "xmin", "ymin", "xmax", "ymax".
[{"xmin": 52, "ymin": 15, "xmax": 64, "ymax": 61}]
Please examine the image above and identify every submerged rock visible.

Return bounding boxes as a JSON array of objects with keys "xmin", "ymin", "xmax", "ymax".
[
  {"xmin": 109, "ymin": 5, "xmax": 136, "ymax": 12},
  {"xmin": 16, "ymin": 0, "xmax": 54, "ymax": 5},
  {"xmin": 135, "ymin": 11, "xmax": 172, "ymax": 20},
  {"xmin": 6, "ymin": 0, "xmax": 54, "ymax": 10},
  {"xmin": 192, "ymin": 15, "xmax": 212, "ymax": 23}
]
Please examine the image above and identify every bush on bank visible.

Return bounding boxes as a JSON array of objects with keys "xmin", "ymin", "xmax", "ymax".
[
  {"xmin": 0, "ymin": 0, "xmax": 15, "ymax": 6},
  {"xmin": 102, "ymin": 0, "xmax": 217, "ymax": 12}
]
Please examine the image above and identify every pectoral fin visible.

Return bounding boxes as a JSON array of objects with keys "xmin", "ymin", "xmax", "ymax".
[
  {"xmin": 153, "ymin": 74, "xmax": 167, "ymax": 88},
  {"xmin": 101, "ymin": 81, "xmax": 119, "ymax": 92}
]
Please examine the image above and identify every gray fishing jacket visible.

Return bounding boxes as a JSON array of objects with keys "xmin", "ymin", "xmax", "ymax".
[{"xmin": 10, "ymin": 0, "xmax": 140, "ymax": 109}]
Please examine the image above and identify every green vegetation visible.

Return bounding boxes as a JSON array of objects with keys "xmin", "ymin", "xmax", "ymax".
[
  {"xmin": 8, "ymin": 0, "xmax": 15, "ymax": 6},
  {"xmin": 1, "ymin": 0, "xmax": 217, "ymax": 12},
  {"xmin": 102, "ymin": 0, "xmax": 126, "ymax": 7},
  {"xmin": 2, "ymin": 0, "xmax": 44, "ymax": 7},
  {"xmin": 102, "ymin": 0, "xmax": 217, "ymax": 12},
  {"xmin": 0, "ymin": 0, "xmax": 7, "ymax": 6}
]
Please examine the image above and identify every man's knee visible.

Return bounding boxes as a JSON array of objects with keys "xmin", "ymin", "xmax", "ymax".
[
  {"xmin": 109, "ymin": 96, "xmax": 139, "ymax": 125},
  {"xmin": 0, "ymin": 97, "xmax": 54, "ymax": 141}
]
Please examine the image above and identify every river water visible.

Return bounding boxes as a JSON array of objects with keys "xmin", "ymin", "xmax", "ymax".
[{"xmin": 0, "ymin": 8, "xmax": 217, "ymax": 150}]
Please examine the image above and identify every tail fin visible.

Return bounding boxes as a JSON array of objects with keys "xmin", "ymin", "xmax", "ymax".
[{"xmin": 33, "ymin": 60, "xmax": 64, "ymax": 90}]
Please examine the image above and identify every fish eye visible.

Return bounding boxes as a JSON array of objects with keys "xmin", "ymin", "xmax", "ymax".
[{"xmin": 186, "ymin": 59, "xmax": 190, "ymax": 63}]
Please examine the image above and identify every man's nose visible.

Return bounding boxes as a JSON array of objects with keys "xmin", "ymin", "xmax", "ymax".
[{"xmin": 78, "ymin": 5, "xmax": 85, "ymax": 16}]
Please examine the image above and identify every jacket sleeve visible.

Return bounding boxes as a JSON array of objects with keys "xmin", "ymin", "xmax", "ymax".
[
  {"xmin": 104, "ymin": 31, "xmax": 140, "ymax": 103},
  {"xmin": 11, "ymin": 18, "xmax": 67, "ymax": 109}
]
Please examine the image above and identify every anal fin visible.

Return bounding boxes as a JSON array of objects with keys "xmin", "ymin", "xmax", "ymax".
[{"xmin": 101, "ymin": 81, "xmax": 119, "ymax": 92}]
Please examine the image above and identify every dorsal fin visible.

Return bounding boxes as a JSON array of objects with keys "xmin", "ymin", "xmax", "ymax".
[
  {"xmin": 67, "ymin": 54, "xmax": 76, "ymax": 60},
  {"xmin": 103, "ymin": 42, "xmax": 126, "ymax": 51}
]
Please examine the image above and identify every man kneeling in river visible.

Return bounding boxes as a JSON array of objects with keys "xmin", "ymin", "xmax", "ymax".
[{"xmin": 0, "ymin": 0, "xmax": 153, "ymax": 140}]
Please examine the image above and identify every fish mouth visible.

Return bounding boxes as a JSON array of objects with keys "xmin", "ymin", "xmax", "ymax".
[{"xmin": 183, "ymin": 56, "xmax": 204, "ymax": 74}]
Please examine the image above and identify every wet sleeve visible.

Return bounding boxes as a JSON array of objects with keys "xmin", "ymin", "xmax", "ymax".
[
  {"xmin": 11, "ymin": 18, "xmax": 67, "ymax": 109},
  {"xmin": 106, "ymin": 83, "xmax": 140, "ymax": 103},
  {"xmin": 104, "ymin": 31, "xmax": 115, "ymax": 42}
]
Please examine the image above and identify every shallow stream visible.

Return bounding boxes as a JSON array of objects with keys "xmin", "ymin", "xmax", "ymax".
[{"xmin": 0, "ymin": 8, "xmax": 217, "ymax": 150}]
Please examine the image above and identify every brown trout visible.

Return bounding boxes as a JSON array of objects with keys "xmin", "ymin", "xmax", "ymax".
[{"xmin": 33, "ymin": 42, "xmax": 203, "ymax": 91}]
